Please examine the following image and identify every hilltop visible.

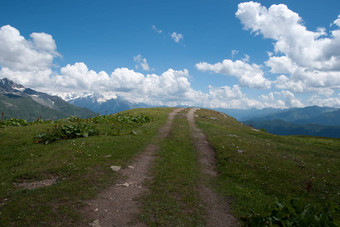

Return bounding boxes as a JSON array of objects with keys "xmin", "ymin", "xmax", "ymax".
[{"xmin": 0, "ymin": 108, "xmax": 339, "ymax": 226}]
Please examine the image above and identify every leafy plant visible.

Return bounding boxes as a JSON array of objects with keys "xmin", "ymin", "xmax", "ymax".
[
  {"xmin": 31, "ymin": 119, "xmax": 53, "ymax": 125},
  {"xmin": 115, "ymin": 114, "xmax": 150, "ymax": 123},
  {"xmin": 66, "ymin": 116, "xmax": 81, "ymax": 123},
  {"xmin": 0, "ymin": 118, "xmax": 28, "ymax": 127},
  {"xmin": 242, "ymin": 198, "xmax": 339, "ymax": 226},
  {"xmin": 34, "ymin": 123, "xmax": 99, "ymax": 144},
  {"xmin": 90, "ymin": 114, "xmax": 150, "ymax": 124}
]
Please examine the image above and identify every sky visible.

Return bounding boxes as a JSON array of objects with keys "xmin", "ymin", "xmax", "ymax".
[{"xmin": 1, "ymin": 0, "xmax": 340, "ymax": 109}]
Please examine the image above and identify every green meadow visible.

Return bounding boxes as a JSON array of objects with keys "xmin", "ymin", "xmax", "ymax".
[{"xmin": 0, "ymin": 108, "xmax": 339, "ymax": 226}]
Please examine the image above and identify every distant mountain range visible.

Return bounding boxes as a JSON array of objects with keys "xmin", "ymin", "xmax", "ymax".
[
  {"xmin": 243, "ymin": 120, "xmax": 340, "ymax": 138},
  {"xmin": 244, "ymin": 106, "xmax": 340, "ymax": 125},
  {"xmin": 223, "ymin": 106, "xmax": 340, "ymax": 138},
  {"xmin": 2, "ymin": 77, "xmax": 340, "ymax": 137},
  {"xmin": 215, "ymin": 108, "xmax": 284, "ymax": 121},
  {"xmin": 0, "ymin": 78, "xmax": 94, "ymax": 121},
  {"xmin": 65, "ymin": 93, "xmax": 340, "ymax": 138},
  {"xmin": 64, "ymin": 93, "xmax": 150, "ymax": 115}
]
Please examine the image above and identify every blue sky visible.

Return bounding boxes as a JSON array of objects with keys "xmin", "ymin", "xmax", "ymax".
[{"xmin": 1, "ymin": 0, "xmax": 340, "ymax": 108}]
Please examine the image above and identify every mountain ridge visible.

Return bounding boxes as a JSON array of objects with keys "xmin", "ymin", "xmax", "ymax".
[
  {"xmin": 66, "ymin": 93, "xmax": 151, "ymax": 115},
  {"xmin": 247, "ymin": 106, "xmax": 339, "ymax": 125},
  {"xmin": 0, "ymin": 78, "xmax": 95, "ymax": 121},
  {"xmin": 218, "ymin": 106, "xmax": 340, "ymax": 138}
]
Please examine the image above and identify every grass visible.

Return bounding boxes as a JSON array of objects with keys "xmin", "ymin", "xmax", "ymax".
[
  {"xmin": 0, "ymin": 108, "xmax": 171, "ymax": 226},
  {"xmin": 1, "ymin": 107, "xmax": 339, "ymax": 226},
  {"xmin": 139, "ymin": 110, "xmax": 206, "ymax": 226},
  {"xmin": 195, "ymin": 108, "xmax": 340, "ymax": 224}
]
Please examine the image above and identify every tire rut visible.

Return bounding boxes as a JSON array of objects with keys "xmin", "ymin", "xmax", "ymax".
[
  {"xmin": 83, "ymin": 108, "xmax": 184, "ymax": 227},
  {"xmin": 187, "ymin": 108, "xmax": 238, "ymax": 227}
]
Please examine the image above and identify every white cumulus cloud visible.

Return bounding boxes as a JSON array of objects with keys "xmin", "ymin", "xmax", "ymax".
[
  {"xmin": 30, "ymin": 32, "xmax": 59, "ymax": 54},
  {"xmin": 0, "ymin": 25, "xmax": 210, "ymax": 107},
  {"xmin": 0, "ymin": 25, "xmax": 59, "ymax": 72},
  {"xmin": 54, "ymin": 62, "xmax": 110, "ymax": 92},
  {"xmin": 196, "ymin": 59, "xmax": 271, "ymax": 89},
  {"xmin": 3, "ymin": 24, "xmax": 339, "ymax": 109},
  {"xmin": 308, "ymin": 94, "xmax": 340, "ymax": 108},
  {"xmin": 236, "ymin": 2, "xmax": 340, "ymax": 96},
  {"xmin": 260, "ymin": 90, "xmax": 304, "ymax": 108},
  {"xmin": 0, "ymin": 25, "xmax": 60, "ymax": 89},
  {"xmin": 207, "ymin": 85, "xmax": 263, "ymax": 109},
  {"xmin": 51, "ymin": 63, "xmax": 199, "ymax": 106}
]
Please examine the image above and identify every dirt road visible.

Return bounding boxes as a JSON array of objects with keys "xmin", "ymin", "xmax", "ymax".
[
  {"xmin": 84, "ymin": 108, "xmax": 237, "ymax": 226},
  {"xmin": 187, "ymin": 108, "xmax": 238, "ymax": 226},
  {"xmin": 84, "ymin": 108, "xmax": 184, "ymax": 227}
]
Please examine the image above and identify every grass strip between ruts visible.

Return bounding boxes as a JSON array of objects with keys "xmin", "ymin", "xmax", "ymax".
[{"xmin": 139, "ymin": 110, "xmax": 206, "ymax": 226}]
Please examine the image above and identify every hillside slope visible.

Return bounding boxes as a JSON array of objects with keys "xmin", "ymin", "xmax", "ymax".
[
  {"xmin": 195, "ymin": 109, "xmax": 340, "ymax": 223},
  {"xmin": 294, "ymin": 109, "xmax": 340, "ymax": 125},
  {"xmin": 0, "ymin": 78, "xmax": 94, "ymax": 121}
]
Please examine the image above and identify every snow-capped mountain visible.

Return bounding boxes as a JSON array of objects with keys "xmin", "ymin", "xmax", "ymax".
[
  {"xmin": 0, "ymin": 77, "xmax": 26, "ymax": 93},
  {"xmin": 62, "ymin": 92, "xmax": 149, "ymax": 115},
  {"xmin": 0, "ymin": 78, "xmax": 94, "ymax": 121}
]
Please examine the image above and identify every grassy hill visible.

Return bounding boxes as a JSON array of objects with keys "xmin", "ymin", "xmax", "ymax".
[
  {"xmin": 196, "ymin": 109, "xmax": 339, "ymax": 223},
  {"xmin": 0, "ymin": 108, "xmax": 339, "ymax": 226}
]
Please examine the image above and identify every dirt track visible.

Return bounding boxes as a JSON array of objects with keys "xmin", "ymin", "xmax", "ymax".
[
  {"xmin": 84, "ymin": 108, "xmax": 237, "ymax": 226},
  {"xmin": 187, "ymin": 108, "xmax": 238, "ymax": 227},
  {"xmin": 83, "ymin": 108, "xmax": 183, "ymax": 227}
]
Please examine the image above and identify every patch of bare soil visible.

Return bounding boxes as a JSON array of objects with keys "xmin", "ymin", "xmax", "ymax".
[
  {"xmin": 14, "ymin": 176, "xmax": 58, "ymax": 190},
  {"xmin": 83, "ymin": 108, "xmax": 184, "ymax": 227},
  {"xmin": 187, "ymin": 108, "xmax": 238, "ymax": 227}
]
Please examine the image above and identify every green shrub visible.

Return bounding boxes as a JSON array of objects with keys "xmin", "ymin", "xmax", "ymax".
[
  {"xmin": 90, "ymin": 114, "xmax": 150, "ymax": 124},
  {"xmin": 242, "ymin": 198, "xmax": 339, "ymax": 226},
  {"xmin": 66, "ymin": 115, "xmax": 81, "ymax": 123},
  {"xmin": 0, "ymin": 118, "xmax": 28, "ymax": 127},
  {"xmin": 0, "ymin": 117, "xmax": 52, "ymax": 127},
  {"xmin": 34, "ymin": 123, "xmax": 99, "ymax": 144},
  {"xmin": 116, "ymin": 114, "xmax": 150, "ymax": 123},
  {"xmin": 30, "ymin": 119, "xmax": 53, "ymax": 125}
]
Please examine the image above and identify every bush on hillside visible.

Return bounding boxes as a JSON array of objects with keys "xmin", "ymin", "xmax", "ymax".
[
  {"xmin": 34, "ymin": 123, "xmax": 99, "ymax": 144},
  {"xmin": 0, "ymin": 118, "xmax": 28, "ymax": 127},
  {"xmin": 90, "ymin": 114, "xmax": 150, "ymax": 124}
]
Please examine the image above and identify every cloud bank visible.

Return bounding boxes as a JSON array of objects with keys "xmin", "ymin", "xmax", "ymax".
[
  {"xmin": 0, "ymin": 25, "xmax": 260, "ymax": 108},
  {"xmin": 194, "ymin": 2, "xmax": 340, "ymax": 108},
  {"xmin": 1, "ymin": 0, "xmax": 340, "ymax": 109},
  {"xmin": 196, "ymin": 59, "xmax": 271, "ymax": 89},
  {"xmin": 236, "ymin": 1, "xmax": 340, "ymax": 95}
]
